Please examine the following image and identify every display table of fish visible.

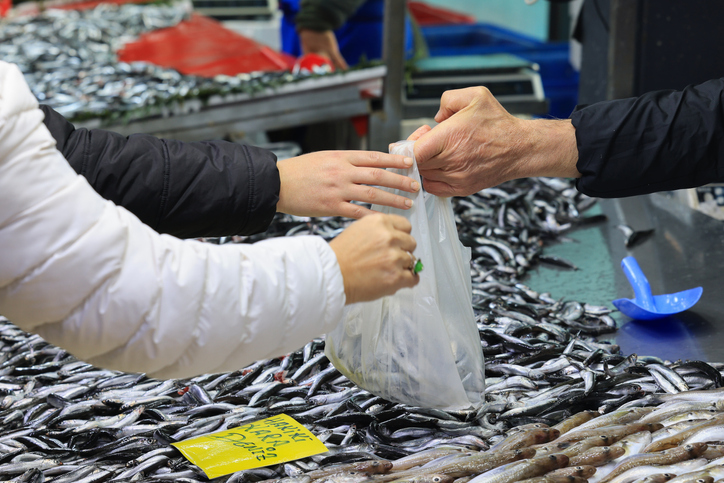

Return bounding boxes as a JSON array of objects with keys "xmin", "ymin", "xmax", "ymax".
[
  {"xmin": 1, "ymin": 177, "xmax": 723, "ymax": 483},
  {"xmin": 1, "ymin": 1, "xmax": 377, "ymax": 125},
  {"xmin": 259, "ymin": 396, "xmax": 724, "ymax": 483}
]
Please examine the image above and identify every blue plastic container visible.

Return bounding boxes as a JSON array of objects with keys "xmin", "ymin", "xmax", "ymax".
[{"xmin": 421, "ymin": 23, "xmax": 579, "ymax": 119}]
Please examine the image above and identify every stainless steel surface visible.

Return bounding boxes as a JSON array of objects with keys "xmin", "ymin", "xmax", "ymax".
[
  {"xmin": 369, "ymin": 0, "xmax": 406, "ymax": 151},
  {"xmin": 75, "ymin": 67, "xmax": 385, "ymax": 141},
  {"xmin": 526, "ymin": 193, "xmax": 724, "ymax": 362}
]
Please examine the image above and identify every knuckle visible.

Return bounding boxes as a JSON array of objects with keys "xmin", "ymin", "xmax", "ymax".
[
  {"xmin": 367, "ymin": 213, "xmax": 386, "ymax": 226},
  {"xmin": 350, "ymin": 205, "xmax": 364, "ymax": 219},
  {"xmin": 325, "ymin": 161, "xmax": 344, "ymax": 177},
  {"xmin": 398, "ymin": 217, "xmax": 412, "ymax": 231},
  {"xmin": 368, "ymin": 168, "xmax": 384, "ymax": 182},
  {"xmin": 365, "ymin": 186, "xmax": 378, "ymax": 201},
  {"xmin": 475, "ymin": 86, "xmax": 491, "ymax": 96},
  {"xmin": 380, "ymin": 231, "xmax": 395, "ymax": 245},
  {"xmin": 373, "ymin": 234, "xmax": 393, "ymax": 251}
]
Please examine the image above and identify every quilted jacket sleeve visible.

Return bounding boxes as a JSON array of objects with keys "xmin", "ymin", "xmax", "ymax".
[
  {"xmin": 0, "ymin": 62, "xmax": 345, "ymax": 379},
  {"xmin": 40, "ymin": 105, "xmax": 280, "ymax": 239}
]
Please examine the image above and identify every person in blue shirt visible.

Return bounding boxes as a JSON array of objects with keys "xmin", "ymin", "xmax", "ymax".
[{"xmin": 280, "ymin": 0, "xmax": 415, "ymax": 70}]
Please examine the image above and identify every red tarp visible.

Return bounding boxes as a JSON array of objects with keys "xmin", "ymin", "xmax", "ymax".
[
  {"xmin": 1, "ymin": 0, "xmax": 12, "ymax": 17},
  {"xmin": 117, "ymin": 14, "xmax": 296, "ymax": 76},
  {"xmin": 407, "ymin": 1, "xmax": 475, "ymax": 26},
  {"xmin": 41, "ymin": 0, "xmax": 297, "ymax": 77}
]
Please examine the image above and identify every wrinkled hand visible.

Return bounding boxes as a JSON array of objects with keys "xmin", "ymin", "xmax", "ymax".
[
  {"xmin": 276, "ymin": 151, "xmax": 420, "ymax": 218},
  {"xmin": 299, "ymin": 29, "xmax": 348, "ymax": 70},
  {"xmin": 329, "ymin": 214, "xmax": 419, "ymax": 304},
  {"xmin": 408, "ymin": 86, "xmax": 579, "ymax": 197}
]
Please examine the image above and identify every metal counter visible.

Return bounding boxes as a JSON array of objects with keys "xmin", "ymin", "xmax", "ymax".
[
  {"xmin": 75, "ymin": 67, "xmax": 387, "ymax": 142},
  {"xmin": 525, "ymin": 192, "xmax": 724, "ymax": 363}
]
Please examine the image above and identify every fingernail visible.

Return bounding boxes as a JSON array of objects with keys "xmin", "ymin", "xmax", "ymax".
[
  {"xmin": 403, "ymin": 157, "xmax": 413, "ymax": 166},
  {"xmin": 411, "ymin": 181, "xmax": 420, "ymax": 191},
  {"xmin": 404, "ymin": 199, "xmax": 413, "ymax": 208}
]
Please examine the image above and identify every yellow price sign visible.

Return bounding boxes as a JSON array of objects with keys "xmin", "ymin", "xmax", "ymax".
[{"xmin": 172, "ymin": 414, "xmax": 328, "ymax": 479}]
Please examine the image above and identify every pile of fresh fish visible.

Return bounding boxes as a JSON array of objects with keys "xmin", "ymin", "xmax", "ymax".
[
  {"xmin": 1, "ymin": 176, "xmax": 724, "ymax": 482},
  {"xmin": 267, "ymin": 394, "xmax": 724, "ymax": 483},
  {"xmin": 0, "ymin": 1, "xmax": 316, "ymax": 121}
]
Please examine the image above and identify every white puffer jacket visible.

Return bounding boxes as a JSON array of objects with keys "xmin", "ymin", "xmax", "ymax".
[{"xmin": 0, "ymin": 61, "xmax": 345, "ymax": 379}]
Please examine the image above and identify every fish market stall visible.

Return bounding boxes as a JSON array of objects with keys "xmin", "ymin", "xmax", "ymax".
[
  {"xmin": 6, "ymin": 2, "xmax": 724, "ymax": 482},
  {"xmin": 3, "ymin": 0, "xmax": 385, "ymax": 143},
  {"xmin": 73, "ymin": 66, "xmax": 385, "ymax": 142},
  {"xmin": 3, "ymin": 176, "xmax": 724, "ymax": 482}
]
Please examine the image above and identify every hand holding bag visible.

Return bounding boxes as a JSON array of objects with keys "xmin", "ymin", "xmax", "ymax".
[{"xmin": 325, "ymin": 141, "xmax": 485, "ymax": 410}]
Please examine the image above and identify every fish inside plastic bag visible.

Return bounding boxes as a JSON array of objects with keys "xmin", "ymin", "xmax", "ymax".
[{"xmin": 325, "ymin": 140, "xmax": 485, "ymax": 410}]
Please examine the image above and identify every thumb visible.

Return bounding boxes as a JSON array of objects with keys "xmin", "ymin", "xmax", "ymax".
[
  {"xmin": 407, "ymin": 124, "xmax": 432, "ymax": 141},
  {"xmin": 421, "ymin": 178, "xmax": 455, "ymax": 197},
  {"xmin": 435, "ymin": 87, "xmax": 481, "ymax": 122},
  {"xmin": 413, "ymin": 125, "xmax": 446, "ymax": 169}
]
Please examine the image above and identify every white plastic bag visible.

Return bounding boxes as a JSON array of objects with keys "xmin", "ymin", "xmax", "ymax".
[{"xmin": 325, "ymin": 141, "xmax": 485, "ymax": 410}]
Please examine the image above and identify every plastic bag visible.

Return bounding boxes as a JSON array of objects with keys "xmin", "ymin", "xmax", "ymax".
[{"xmin": 325, "ymin": 140, "xmax": 485, "ymax": 410}]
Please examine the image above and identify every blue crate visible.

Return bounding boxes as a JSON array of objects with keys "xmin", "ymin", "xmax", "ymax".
[
  {"xmin": 421, "ymin": 23, "xmax": 579, "ymax": 119},
  {"xmin": 422, "ymin": 23, "xmax": 545, "ymax": 55}
]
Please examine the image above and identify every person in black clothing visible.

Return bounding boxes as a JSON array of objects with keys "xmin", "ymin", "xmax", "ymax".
[
  {"xmin": 406, "ymin": 79, "xmax": 724, "ymax": 198},
  {"xmin": 41, "ymin": 105, "xmax": 420, "ymax": 240}
]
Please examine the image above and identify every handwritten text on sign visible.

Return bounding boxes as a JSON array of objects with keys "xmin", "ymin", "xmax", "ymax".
[{"xmin": 172, "ymin": 414, "xmax": 328, "ymax": 478}]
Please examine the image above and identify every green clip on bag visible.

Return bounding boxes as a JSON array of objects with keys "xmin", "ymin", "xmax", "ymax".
[{"xmin": 325, "ymin": 140, "xmax": 485, "ymax": 410}]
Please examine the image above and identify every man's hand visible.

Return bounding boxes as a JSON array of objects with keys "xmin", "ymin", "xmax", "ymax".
[
  {"xmin": 299, "ymin": 29, "xmax": 348, "ymax": 71},
  {"xmin": 276, "ymin": 151, "xmax": 420, "ymax": 218},
  {"xmin": 408, "ymin": 87, "xmax": 580, "ymax": 197},
  {"xmin": 329, "ymin": 214, "xmax": 419, "ymax": 305}
]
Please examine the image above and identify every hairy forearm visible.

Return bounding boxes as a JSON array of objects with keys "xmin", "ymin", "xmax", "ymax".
[{"xmin": 516, "ymin": 119, "xmax": 581, "ymax": 180}]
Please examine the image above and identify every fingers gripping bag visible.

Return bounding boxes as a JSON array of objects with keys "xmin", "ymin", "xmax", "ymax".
[{"xmin": 325, "ymin": 140, "xmax": 485, "ymax": 410}]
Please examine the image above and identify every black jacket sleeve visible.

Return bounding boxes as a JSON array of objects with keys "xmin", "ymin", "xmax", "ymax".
[
  {"xmin": 571, "ymin": 78, "xmax": 724, "ymax": 198},
  {"xmin": 295, "ymin": 0, "xmax": 366, "ymax": 31},
  {"xmin": 40, "ymin": 105, "xmax": 280, "ymax": 239}
]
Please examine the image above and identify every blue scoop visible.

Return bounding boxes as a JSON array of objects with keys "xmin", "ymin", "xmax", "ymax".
[{"xmin": 612, "ymin": 256, "xmax": 703, "ymax": 321}]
